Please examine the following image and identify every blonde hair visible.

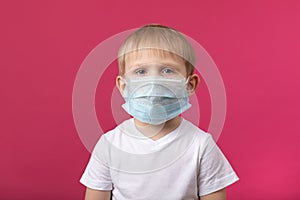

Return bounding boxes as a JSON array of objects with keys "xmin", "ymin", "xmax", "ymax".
[{"xmin": 118, "ymin": 24, "xmax": 196, "ymax": 76}]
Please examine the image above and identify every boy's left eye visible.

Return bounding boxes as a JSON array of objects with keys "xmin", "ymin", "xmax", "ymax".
[{"xmin": 161, "ymin": 67, "xmax": 175, "ymax": 74}]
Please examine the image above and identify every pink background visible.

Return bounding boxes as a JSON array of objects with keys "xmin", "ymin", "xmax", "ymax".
[{"xmin": 1, "ymin": 0, "xmax": 300, "ymax": 199}]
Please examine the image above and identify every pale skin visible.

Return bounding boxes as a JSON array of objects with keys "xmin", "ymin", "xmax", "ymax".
[{"xmin": 83, "ymin": 52, "xmax": 226, "ymax": 200}]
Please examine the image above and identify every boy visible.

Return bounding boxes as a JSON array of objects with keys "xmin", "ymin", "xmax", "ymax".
[{"xmin": 80, "ymin": 24, "xmax": 239, "ymax": 200}]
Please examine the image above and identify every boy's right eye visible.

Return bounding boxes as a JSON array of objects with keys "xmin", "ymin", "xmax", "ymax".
[{"xmin": 135, "ymin": 68, "xmax": 147, "ymax": 75}]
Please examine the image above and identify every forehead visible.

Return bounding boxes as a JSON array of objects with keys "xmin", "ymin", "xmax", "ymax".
[{"xmin": 124, "ymin": 49, "xmax": 185, "ymax": 68}]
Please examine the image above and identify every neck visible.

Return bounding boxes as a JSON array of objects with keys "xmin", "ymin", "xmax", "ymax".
[{"xmin": 134, "ymin": 116, "xmax": 182, "ymax": 141}]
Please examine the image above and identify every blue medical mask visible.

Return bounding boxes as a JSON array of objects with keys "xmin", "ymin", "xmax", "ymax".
[{"xmin": 121, "ymin": 76, "xmax": 191, "ymax": 125}]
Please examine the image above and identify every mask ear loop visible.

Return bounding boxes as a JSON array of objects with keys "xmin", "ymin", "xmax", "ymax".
[
  {"xmin": 122, "ymin": 77, "xmax": 128, "ymax": 85},
  {"xmin": 185, "ymin": 76, "xmax": 190, "ymax": 85},
  {"xmin": 185, "ymin": 75, "xmax": 193, "ymax": 94}
]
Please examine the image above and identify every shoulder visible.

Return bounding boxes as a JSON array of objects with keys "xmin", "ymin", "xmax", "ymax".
[
  {"xmin": 91, "ymin": 119, "xmax": 133, "ymax": 153},
  {"xmin": 98, "ymin": 118, "xmax": 133, "ymax": 143},
  {"xmin": 180, "ymin": 118, "xmax": 217, "ymax": 154},
  {"xmin": 181, "ymin": 119, "xmax": 212, "ymax": 142}
]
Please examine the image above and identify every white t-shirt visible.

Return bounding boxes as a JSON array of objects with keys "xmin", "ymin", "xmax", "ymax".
[{"xmin": 80, "ymin": 118, "xmax": 239, "ymax": 199}]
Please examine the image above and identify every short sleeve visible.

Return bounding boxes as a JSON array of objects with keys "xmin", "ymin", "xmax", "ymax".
[
  {"xmin": 80, "ymin": 135, "xmax": 113, "ymax": 190},
  {"xmin": 198, "ymin": 135, "xmax": 239, "ymax": 196}
]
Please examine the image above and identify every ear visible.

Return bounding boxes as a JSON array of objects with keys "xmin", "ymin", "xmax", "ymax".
[
  {"xmin": 116, "ymin": 75, "xmax": 126, "ymax": 95},
  {"xmin": 186, "ymin": 74, "xmax": 200, "ymax": 96}
]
